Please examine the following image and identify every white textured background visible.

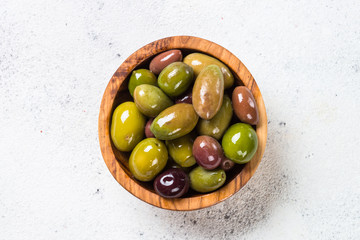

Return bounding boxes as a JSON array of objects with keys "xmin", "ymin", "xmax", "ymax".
[{"xmin": 1, "ymin": 0, "xmax": 360, "ymax": 239}]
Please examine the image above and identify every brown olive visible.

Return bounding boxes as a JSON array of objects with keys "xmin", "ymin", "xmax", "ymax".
[
  {"xmin": 149, "ymin": 50, "xmax": 182, "ymax": 75},
  {"xmin": 192, "ymin": 136, "xmax": 223, "ymax": 170},
  {"xmin": 145, "ymin": 118, "xmax": 155, "ymax": 138},
  {"xmin": 220, "ymin": 156, "xmax": 235, "ymax": 171},
  {"xmin": 232, "ymin": 86, "xmax": 259, "ymax": 125}
]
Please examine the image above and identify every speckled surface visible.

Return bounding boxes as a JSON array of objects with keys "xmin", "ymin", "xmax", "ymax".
[{"xmin": 1, "ymin": 0, "xmax": 360, "ymax": 239}]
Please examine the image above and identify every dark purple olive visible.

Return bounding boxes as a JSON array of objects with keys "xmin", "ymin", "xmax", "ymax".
[
  {"xmin": 145, "ymin": 118, "xmax": 155, "ymax": 138},
  {"xmin": 154, "ymin": 168, "xmax": 190, "ymax": 198},
  {"xmin": 193, "ymin": 136, "xmax": 222, "ymax": 170},
  {"xmin": 220, "ymin": 156, "xmax": 235, "ymax": 171},
  {"xmin": 175, "ymin": 90, "xmax": 192, "ymax": 104}
]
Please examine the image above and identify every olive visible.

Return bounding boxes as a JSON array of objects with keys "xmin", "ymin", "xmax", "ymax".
[
  {"xmin": 222, "ymin": 123, "xmax": 258, "ymax": 164},
  {"xmin": 220, "ymin": 156, "xmax": 235, "ymax": 171},
  {"xmin": 166, "ymin": 133, "xmax": 196, "ymax": 168},
  {"xmin": 183, "ymin": 53, "xmax": 234, "ymax": 89},
  {"xmin": 154, "ymin": 168, "xmax": 189, "ymax": 198},
  {"xmin": 189, "ymin": 166, "xmax": 226, "ymax": 193},
  {"xmin": 193, "ymin": 136, "xmax": 223, "ymax": 170},
  {"xmin": 197, "ymin": 95, "xmax": 233, "ymax": 140},
  {"xmin": 145, "ymin": 118, "xmax": 155, "ymax": 138},
  {"xmin": 175, "ymin": 90, "xmax": 192, "ymax": 104},
  {"xmin": 232, "ymin": 86, "xmax": 259, "ymax": 125},
  {"xmin": 150, "ymin": 103, "xmax": 199, "ymax": 140},
  {"xmin": 192, "ymin": 65, "xmax": 224, "ymax": 120},
  {"xmin": 133, "ymin": 84, "xmax": 173, "ymax": 117},
  {"xmin": 129, "ymin": 138, "xmax": 168, "ymax": 181},
  {"xmin": 165, "ymin": 159, "xmax": 192, "ymax": 173},
  {"xmin": 128, "ymin": 69, "xmax": 157, "ymax": 97},
  {"xmin": 110, "ymin": 102, "xmax": 145, "ymax": 152},
  {"xmin": 149, "ymin": 50, "xmax": 182, "ymax": 75},
  {"xmin": 158, "ymin": 62, "xmax": 194, "ymax": 97}
]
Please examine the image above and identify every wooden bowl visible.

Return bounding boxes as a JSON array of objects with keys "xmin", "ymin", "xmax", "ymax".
[{"xmin": 98, "ymin": 36, "xmax": 267, "ymax": 211}]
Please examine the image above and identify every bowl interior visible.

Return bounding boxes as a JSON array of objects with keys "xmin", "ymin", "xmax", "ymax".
[{"xmin": 110, "ymin": 48, "xmax": 248, "ymax": 198}]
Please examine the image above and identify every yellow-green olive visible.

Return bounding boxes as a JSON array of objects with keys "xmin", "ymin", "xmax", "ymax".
[
  {"xmin": 166, "ymin": 133, "xmax": 196, "ymax": 167},
  {"xmin": 158, "ymin": 62, "xmax": 194, "ymax": 97},
  {"xmin": 110, "ymin": 102, "xmax": 146, "ymax": 152},
  {"xmin": 133, "ymin": 84, "xmax": 173, "ymax": 117},
  {"xmin": 197, "ymin": 95, "xmax": 233, "ymax": 140},
  {"xmin": 128, "ymin": 69, "xmax": 157, "ymax": 97},
  {"xmin": 222, "ymin": 123, "xmax": 258, "ymax": 164},
  {"xmin": 150, "ymin": 103, "xmax": 199, "ymax": 140},
  {"xmin": 129, "ymin": 138, "xmax": 168, "ymax": 181},
  {"xmin": 189, "ymin": 166, "xmax": 226, "ymax": 193}
]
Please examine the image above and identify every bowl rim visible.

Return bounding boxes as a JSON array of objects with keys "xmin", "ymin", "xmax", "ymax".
[{"xmin": 98, "ymin": 36, "xmax": 267, "ymax": 211}]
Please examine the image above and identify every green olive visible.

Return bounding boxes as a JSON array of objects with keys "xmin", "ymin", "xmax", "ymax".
[
  {"xmin": 183, "ymin": 53, "xmax": 234, "ymax": 89},
  {"xmin": 222, "ymin": 123, "xmax": 258, "ymax": 164},
  {"xmin": 166, "ymin": 133, "xmax": 196, "ymax": 167},
  {"xmin": 110, "ymin": 102, "xmax": 146, "ymax": 152},
  {"xmin": 158, "ymin": 62, "xmax": 194, "ymax": 97},
  {"xmin": 197, "ymin": 95, "xmax": 233, "ymax": 140},
  {"xmin": 129, "ymin": 138, "xmax": 168, "ymax": 181},
  {"xmin": 150, "ymin": 103, "xmax": 199, "ymax": 140},
  {"xmin": 128, "ymin": 69, "xmax": 157, "ymax": 97},
  {"xmin": 133, "ymin": 84, "xmax": 173, "ymax": 117},
  {"xmin": 189, "ymin": 166, "xmax": 226, "ymax": 193}
]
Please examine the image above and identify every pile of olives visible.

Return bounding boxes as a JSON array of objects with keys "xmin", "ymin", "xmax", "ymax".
[{"xmin": 111, "ymin": 50, "xmax": 259, "ymax": 198}]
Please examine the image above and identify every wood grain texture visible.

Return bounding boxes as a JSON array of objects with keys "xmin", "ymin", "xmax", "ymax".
[{"xmin": 98, "ymin": 36, "xmax": 267, "ymax": 211}]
